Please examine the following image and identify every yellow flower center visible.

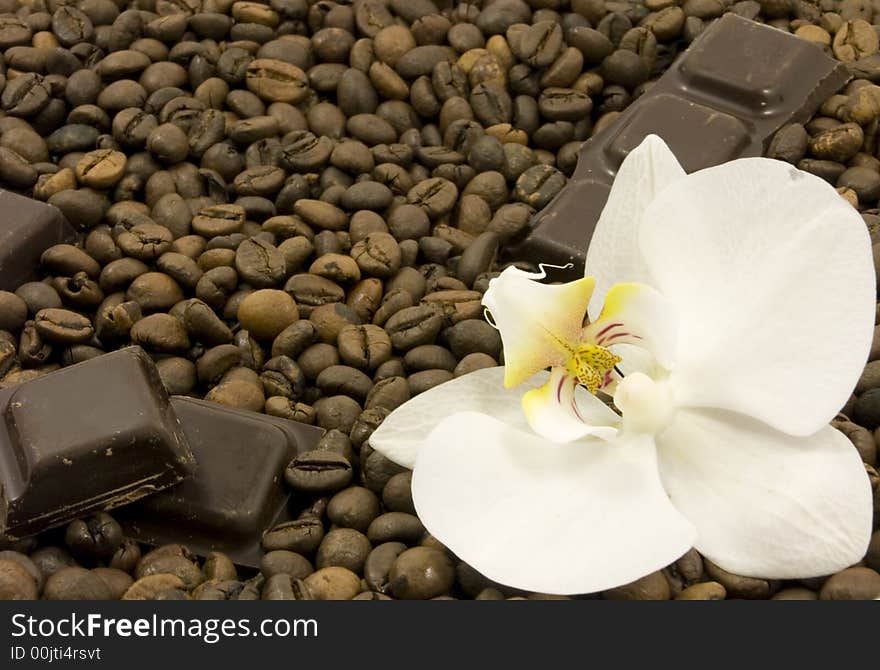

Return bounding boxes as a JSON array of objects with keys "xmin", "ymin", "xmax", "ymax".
[{"xmin": 564, "ymin": 344, "xmax": 622, "ymax": 395}]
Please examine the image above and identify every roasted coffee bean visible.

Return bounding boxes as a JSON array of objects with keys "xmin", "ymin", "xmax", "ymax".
[
  {"xmin": 122, "ymin": 574, "xmax": 188, "ymax": 600},
  {"xmin": 192, "ymin": 204, "xmax": 246, "ymax": 238},
  {"xmin": 703, "ymin": 559, "xmax": 777, "ymax": 599},
  {"xmin": 156, "ymin": 357, "xmax": 197, "ymax": 395},
  {"xmin": 260, "ymin": 551, "xmax": 313, "ymax": 581},
  {"xmin": 364, "ymin": 542, "xmax": 407, "ymax": 594},
  {"xmin": 130, "ymin": 313, "xmax": 190, "ymax": 353},
  {"xmin": 262, "ymin": 518, "xmax": 324, "ymax": 554},
  {"xmin": 0, "ymin": 560, "xmax": 39, "ymax": 600},
  {"xmin": 367, "ymin": 512, "xmax": 425, "ymax": 545},
  {"xmin": 382, "ymin": 472, "xmax": 415, "ymax": 514},
  {"xmin": 327, "ymin": 486, "xmax": 381, "ymax": 533},
  {"xmin": 515, "ymin": 164, "xmax": 566, "ymax": 209},
  {"xmin": 603, "ymin": 571, "xmax": 672, "ymax": 600},
  {"xmin": 64, "ymin": 513, "xmax": 123, "ymax": 560},
  {"xmin": 365, "ymin": 375, "xmax": 411, "ymax": 411},
  {"xmin": 809, "ymin": 123, "xmax": 864, "ymax": 162},
  {"xmin": 303, "ymin": 566, "xmax": 360, "ymax": 600},
  {"xmin": 819, "ymin": 567, "xmax": 880, "ymax": 599},
  {"xmin": 315, "ymin": 528, "xmax": 371, "ymax": 573},
  {"xmin": 385, "ymin": 304, "xmax": 444, "ymax": 350},
  {"xmin": 33, "ymin": 308, "xmax": 93, "ymax": 344},
  {"xmin": 246, "ymin": 58, "xmax": 309, "ymax": 103},
  {"xmin": 337, "ymin": 324, "xmax": 392, "ymax": 371},
  {"xmin": 389, "ymin": 547, "xmax": 454, "ymax": 600},
  {"xmin": 285, "ymin": 449, "xmax": 353, "ymax": 494},
  {"xmin": 44, "ymin": 567, "xmax": 112, "ymax": 600}
]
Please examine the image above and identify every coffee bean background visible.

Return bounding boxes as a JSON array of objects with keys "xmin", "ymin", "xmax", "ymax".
[{"xmin": 1, "ymin": 0, "xmax": 880, "ymax": 600}]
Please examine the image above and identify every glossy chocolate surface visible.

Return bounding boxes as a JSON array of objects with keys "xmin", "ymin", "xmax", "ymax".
[{"xmin": 505, "ymin": 15, "xmax": 851, "ymax": 278}]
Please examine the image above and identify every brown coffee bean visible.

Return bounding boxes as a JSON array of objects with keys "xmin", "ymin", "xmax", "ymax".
[
  {"xmin": 314, "ymin": 394, "xmax": 362, "ymax": 433},
  {"xmin": 603, "ymin": 571, "xmax": 671, "ymax": 600},
  {"xmin": 385, "ymin": 304, "xmax": 444, "ymax": 350},
  {"xmin": 74, "ymin": 149, "xmax": 127, "ymax": 188},
  {"xmin": 365, "ymin": 375, "xmax": 411, "ymax": 411},
  {"xmin": 246, "ymin": 58, "xmax": 309, "ymax": 103},
  {"xmin": 285, "ymin": 449, "xmax": 353, "ymax": 494},
  {"xmin": 819, "ymin": 566, "xmax": 880, "ymax": 599},
  {"xmin": 0, "ymin": 560, "xmax": 39, "ymax": 600},
  {"xmin": 809, "ymin": 123, "xmax": 864, "ymax": 163},
  {"xmin": 327, "ymin": 486, "xmax": 381, "ymax": 533},
  {"xmin": 155, "ymin": 357, "xmax": 196, "ymax": 395},
  {"xmin": 310, "ymin": 253, "xmax": 362, "ymax": 283},
  {"xmin": 192, "ymin": 204, "xmax": 246, "ymax": 237},
  {"xmin": 44, "ymin": 566, "xmax": 112, "ymax": 600},
  {"xmin": 260, "ymin": 551, "xmax": 314, "ymax": 581},
  {"xmin": 771, "ymin": 587, "xmax": 818, "ymax": 600},
  {"xmin": 703, "ymin": 559, "xmax": 777, "ymax": 599},
  {"xmin": 0, "ymin": 291, "xmax": 28, "ymax": 332},
  {"xmin": 262, "ymin": 518, "xmax": 325, "ymax": 554},
  {"xmin": 130, "ymin": 313, "xmax": 191, "ymax": 353},
  {"xmin": 303, "ymin": 566, "xmax": 360, "ymax": 600},
  {"xmin": 389, "ymin": 547, "xmax": 455, "ymax": 600},
  {"xmin": 237, "ymin": 289, "xmax": 299, "ymax": 340},
  {"xmin": 337, "ymin": 324, "xmax": 393, "ymax": 371},
  {"xmin": 205, "ymin": 378, "xmax": 266, "ymax": 413},
  {"xmin": 364, "ymin": 542, "xmax": 407, "ymax": 594},
  {"xmin": 126, "ymin": 273, "xmax": 184, "ymax": 312},
  {"xmin": 316, "ymin": 528, "xmax": 372, "ymax": 573},
  {"xmin": 367, "ymin": 512, "xmax": 425, "ymax": 545},
  {"xmin": 675, "ymin": 581, "xmax": 727, "ymax": 600},
  {"xmin": 833, "ymin": 19, "xmax": 879, "ymax": 62},
  {"xmin": 33, "ymin": 308, "xmax": 93, "ymax": 344},
  {"xmin": 350, "ymin": 232, "xmax": 401, "ymax": 279},
  {"xmin": 122, "ymin": 574, "xmax": 188, "ymax": 600}
]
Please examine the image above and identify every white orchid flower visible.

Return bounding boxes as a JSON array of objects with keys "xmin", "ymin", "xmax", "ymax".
[{"xmin": 369, "ymin": 135, "xmax": 876, "ymax": 596}]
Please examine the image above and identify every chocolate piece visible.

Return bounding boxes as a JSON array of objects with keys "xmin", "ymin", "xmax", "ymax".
[
  {"xmin": 0, "ymin": 347, "xmax": 194, "ymax": 539},
  {"xmin": 505, "ymin": 15, "xmax": 851, "ymax": 278},
  {"xmin": 119, "ymin": 397, "xmax": 324, "ymax": 567},
  {"xmin": 0, "ymin": 190, "xmax": 76, "ymax": 291}
]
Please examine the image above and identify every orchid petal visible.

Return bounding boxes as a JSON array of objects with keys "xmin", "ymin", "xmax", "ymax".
[
  {"xmin": 584, "ymin": 134, "xmax": 686, "ymax": 319},
  {"xmin": 482, "ymin": 266, "xmax": 595, "ymax": 388},
  {"xmin": 521, "ymin": 367, "xmax": 620, "ymax": 443},
  {"xmin": 658, "ymin": 408, "xmax": 872, "ymax": 579},
  {"xmin": 412, "ymin": 412, "xmax": 696, "ymax": 595},
  {"xmin": 369, "ymin": 367, "xmax": 544, "ymax": 469},
  {"xmin": 640, "ymin": 158, "xmax": 875, "ymax": 436},
  {"xmin": 583, "ymin": 282, "xmax": 677, "ymax": 370}
]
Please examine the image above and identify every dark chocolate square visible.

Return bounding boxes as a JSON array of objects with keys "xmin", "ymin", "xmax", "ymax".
[
  {"xmin": 0, "ymin": 347, "xmax": 195, "ymax": 538},
  {"xmin": 120, "ymin": 397, "xmax": 324, "ymax": 567},
  {"xmin": 0, "ymin": 190, "xmax": 76, "ymax": 291},
  {"xmin": 605, "ymin": 94, "xmax": 752, "ymax": 173}
]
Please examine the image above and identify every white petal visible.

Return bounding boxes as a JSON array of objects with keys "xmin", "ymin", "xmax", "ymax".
[
  {"xmin": 522, "ymin": 367, "xmax": 620, "ymax": 443},
  {"xmin": 584, "ymin": 134, "xmax": 686, "ymax": 319},
  {"xmin": 369, "ymin": 367, "xmax": 543, "ymax": 468},
  {"xmin": 583, "ymin": 282, "xmax": 677, "ymax": 370},
  {"xmin": 412, "ymin": 412, "xmax": 696, "ymax": 595},
  {"xmin": 482, "ymin": 266, "xmax": 595, "ymax": 388},
  {"xmin": 640, "ymin": 158, "xmax": 875, "ymax": 436},
  {"xmin": 658, "ymin": 408, "xmax": 872, "ymax": 579}
]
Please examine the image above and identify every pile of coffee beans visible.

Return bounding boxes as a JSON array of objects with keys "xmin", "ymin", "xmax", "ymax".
[{"xmin": 0, "ymin": 0, "xmax": 879, "ymax": 599}]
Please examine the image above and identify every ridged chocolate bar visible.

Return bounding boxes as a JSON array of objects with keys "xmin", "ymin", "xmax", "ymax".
[
  {"xmin": 0, "ymin": 347, "xmax": 195, "ymax": 538},
  {"xmin": 0, "ymin": 190, "xmax": 76, "ymax": 291},
  {"xmin": 120, "ymin": 396, "xmax": 324, "ymax": 567},
  {"xmin": 505, "ymin": 14, "xmax": 851, "ymax": 278}
]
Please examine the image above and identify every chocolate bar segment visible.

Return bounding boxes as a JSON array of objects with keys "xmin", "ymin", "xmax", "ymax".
[
  {"xmin": 0, "ymin": 190, "xmax": 76, "ymax": 291},
  {"xmin": 119, "ymin": 397, "xmax": 324, "ymax": 567},
  {"xmin": 505, "ymin": 15, "xmax": 851, "ymax": 278},
  {"xmin": 0, "ymin": 347, "xmax": 194, "ymax": 538}
]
